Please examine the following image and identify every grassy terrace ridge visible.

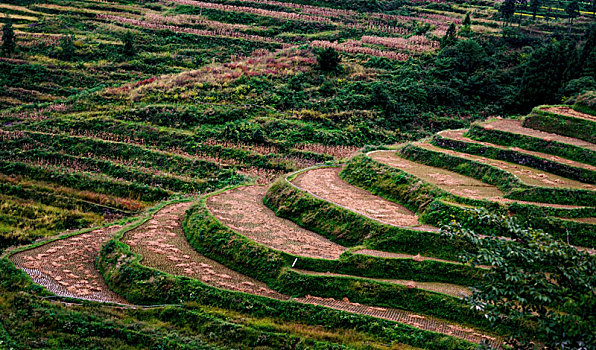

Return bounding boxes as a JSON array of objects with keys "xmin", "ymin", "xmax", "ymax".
[
  {"xmin": 432, "ymin": 129, "xmax": 596, "ymax": 184},
  {"xmin": 524, "ymin": 105, "xmax": 596, "ymax": 144},
  {"xmin": 94, "ymin": 194, "xmax": 506, "ymax": 345},
  {"xmin": 2, "ymin": 0, "xmax": 596, "ymax": 346},
  {"xmin": 263, "ymin": 168, "xmax": 474, "ymax": 261},
  {"xmin": 466, "ymin": 119, "xmax": 596, "ymax": 166},
  {"xmin": 204, "ymin": 185, "xmax": 482, "ymax": 283},
  {"xmin": 401, "ymin": 142, "xmax": 596, "ymax": 207},
  {"xmin": 341, "ymin": 154, "xmax": 596, "ymax": 248},
  {"xmin": 2, "ymin": 201, "xmax": 484, "ymax": 348}
]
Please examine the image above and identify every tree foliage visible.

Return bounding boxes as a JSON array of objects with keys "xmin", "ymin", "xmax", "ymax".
[
  {"xmin": 57, "ymin": 34, "xmax": 75, "ymax": 61},
  {"xmin": 122, "ymin": 31, "xmax": 136, "ymax": 56},
  {"xmin": 566, "ymin": 0, "xmax": 580, "ymax": 24},
  {"xmin": 443, "ymin": 212, "xmax": 595, "ymax": 348},
  {"xmin": 316, "ymin": 47, "xmax": 341, "ymax": 72},
  {"xmin": 441, "ymin": 23, "xmax": 458, "ymax": 48},
  {"xmin": 1, "ymin": 20, "xmax": 15, "ymax": 55}
]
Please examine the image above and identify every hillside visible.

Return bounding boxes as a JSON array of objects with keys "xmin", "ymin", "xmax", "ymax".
[{"xmin": 1, "ymin": 0, "xmax": 595, "ymax": 349}]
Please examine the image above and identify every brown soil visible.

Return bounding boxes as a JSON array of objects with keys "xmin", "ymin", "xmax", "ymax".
[
  {"xmin": 541, "ymin": 106, "xmax": 596, "ymax": 123},
  {"xmin": 294, "ymin": 269, "xmax": 472, "ymax": 298},
  {"xmin": 559, "ymin": 216, "xmax": 596, "ymax": 225},
  {"xmin": 351, "ymin": 249, "xmax": 491, "ymax": 268},
  {"xmin": 480, "ymin": 119, "xmax": 596, "ymax": 151},
  {"xmin": 369, "ymin": 150, "xmax": 586, "ymax": 209},
  {"xmin": 369, "ymin": 150, "xmax": 504, "ymax": 200},
  {"xmin": 416, "ymin": 142, "xmax": 595, "ymax": 191},
  {"xmin": 206, "ymin": 186, "xmax": 347, "ymax": 260},
  {"xmin": 292, "ymin": 167, "xmax": 436, "ymax": 230},
  {"xmin": 123, "ymin": 201, "xmax": 287, "ymax": 300},
  {"xmin": 438, "ymin": 129, "xmax": 596, "ymax": 172},
  {"xmin": 10, "ymin": 226, "xmax": 127, "ymax": 304}
]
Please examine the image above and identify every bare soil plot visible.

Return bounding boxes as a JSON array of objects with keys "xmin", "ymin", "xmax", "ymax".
[
  {"xmin": 480, "ymin": 119, "xmax": 596, "ymax": 151},
  {"xmin": 206, "ymin": 186, "xmax": 346, "ymax": 260},
  {"xmin": 416, "ymin": 142, "xmax": 596, "ymax": 191},
  {"xmin": 369, "ymin": 150, "xmax": 584, "ymax": 209},
  {"xmin": 541, "ymin": 106, "xmax": 596, "ymax": 123},
  {"xmin": 292, "ymin": 167, "xmax": 436, "ymax": 230},
  {"xmin": 10, "ymin": 226, "xmax": 127, "ymax": 304},
  {"xmin": 123, "ymin": 201, "xmax": 287, "ymax": 300},
  {"xmin": 439, "ymin": 129, "xmax": 596, "ymax": 172},
  {"xmin": 294, "ymin": 269, "xmax": 472, "ymax": 298}
]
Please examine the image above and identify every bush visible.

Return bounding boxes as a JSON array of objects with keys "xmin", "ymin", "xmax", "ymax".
[{"xmin": 316, "ymin": 47, "xmax": 340, "ymax": 72}]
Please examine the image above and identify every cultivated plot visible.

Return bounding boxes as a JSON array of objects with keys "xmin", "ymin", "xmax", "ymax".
[
  {"xmin": 206, "ymin": 186, "xmax": 346, "ymax": 260},
  {"xmin": 123, "ymin": 201, "xmax": 287, "ymax": 300},
  {"xmin": 10, "ymin": 226, "xmax": 126, "ymax": 304},
  {"xmin": 415, "ymin": 142, "xmax": 596, "ymax": 190},
  {"xmin": 369, "ymin": 150, "xmax": 585, "ymax": 209},
  {"xmin": 292, "ymin": 167, "xmax": 436, "ymax": 229},
  {"xmin": 438, "ymin": 129, "xmax": 596, "ymax": 172}
]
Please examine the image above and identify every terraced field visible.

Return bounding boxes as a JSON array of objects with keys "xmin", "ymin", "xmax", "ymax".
[
  {"xmin": 10, "ymin": 225, "xmax": 126, "ymax": 304},
  {"xmin": 291, "ymin": 167, "xmax": 436, "ymax": 230},
  {"xmin": 477, "ymin": 119, "xmax": 596, "ymax": 150},
  {"xmin": 414, "ymin": 142, "xmax": 595, "ymax": 190},
  {"xmin": 207, "ymin": 186, "xmax": 346, "ymax": 260},
  {"xmin": 6, "ymin": 102, "xmax": 595, "ymax": 348},
  {"xmin": 436, "ymin": 129, "xmax": 596, "ymax": 173}
]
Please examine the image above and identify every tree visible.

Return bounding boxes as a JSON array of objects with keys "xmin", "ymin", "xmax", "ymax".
[
  {"xmin": 566, "ymin": 0, "xmax": 580, "ymax": 24},
  {"xmin": 530, "ymin": 0, "xmax": 541, "ymax": 20},
  {"xmin": 57, "ymin": 34, "xmax": 75, "ymax": 61},
  {"xmin": 516, "ymin": 0, "xmax": 528, "ymax": 24},
  {"xmin": 441, "ymin": 23, "xmax": 458, "ymax": 48},
  {"xmin": 460, "ymin": 13, "xmax": 473, "ymax": 37},
  {"xmin": 122, "ymin": 31, "xmax": 136, "ymax": 57},
  {"xmin": 501, "ymin": 0, "xmax": 517, "ymax": 24},
  {"xmin": 462, "ymin": 12, "xmax": 472, "ymax": 26},
  {"xmin": 442, "ymin": 213, "xmax": 595, "ymax": 348},
  {"xmin": 1, "ymin": 20, "xmax": 16, "ymax": 55},
  {"xmin": 316, "ymin": 47, "xmax": 340, "ymax": 72}
]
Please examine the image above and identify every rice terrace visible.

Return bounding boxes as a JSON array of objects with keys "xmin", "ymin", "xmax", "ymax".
[{"xmin": 0, "ymin": 0, "xmax": 595, "ymax": 348}]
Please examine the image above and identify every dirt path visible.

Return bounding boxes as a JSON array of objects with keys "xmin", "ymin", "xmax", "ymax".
[
  {"xmin": 369, "ymin": 150, "xmax": 586, "ymax": 209},
  {"xmin": 294, "ymin": 269, "xmax": 472, "ymax": 298},
  {"xmin": 292, "ymin": 167, "xmax": 437, "ymax": 230},
  {"xmin": 479, "ymin": 119, "xmax": 596, "ymax": 151},
  {"xmin": 416, "ymin": 142, "xmax": 595, "ymax": 191},
  {"xmin": 123, "ymin": 201, "xmax": 287, "ymax": 300},
  {"xmin": 10, "ymin": 226, "xmax": 127, "ymax": 304},
  {"xmin": 540, "ymin": 106, "xmax": 596, "ymax": 123},
  {"xmin": 206, "ymin": 186, "xmax": 346, "ymax": 260},
  {"xmin": 438, "ymin": 129, "xmax": 596, "ymax": 172}
]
